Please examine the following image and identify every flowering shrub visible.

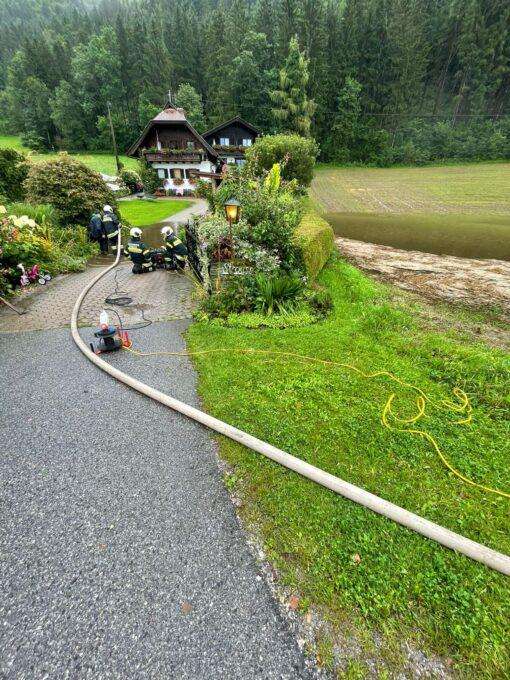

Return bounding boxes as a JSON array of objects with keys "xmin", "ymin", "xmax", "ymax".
[{"xmin": 0, "ymin": 204, "xmax": 95, "ymax": 296}]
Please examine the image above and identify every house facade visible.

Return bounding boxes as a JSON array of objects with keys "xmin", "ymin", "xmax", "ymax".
[
  {"xmin": 126, "ymin": 106, "xmax": 220, "ymax": 194},
  {"xmin": 203, "ymin": 116, "xmax": 261, "ymax": 166}
]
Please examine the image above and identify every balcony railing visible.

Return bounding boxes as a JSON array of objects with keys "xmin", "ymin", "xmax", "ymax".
[
  {"xmin": 212, "ymin": 144, "xmax": 246, "ymax": 153},
  {"xmin": 144, "ymin": 149, "xmax": 206, "ymax": 163}
]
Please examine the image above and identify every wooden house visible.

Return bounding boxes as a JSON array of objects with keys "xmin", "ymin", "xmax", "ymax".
[
  {"xmin": 203, "ymin": 116, "xmax": 261, "ymax": 166},
  {"xmin": 126, "ymin": 105, "xmax": 220, "ymax": 194}
]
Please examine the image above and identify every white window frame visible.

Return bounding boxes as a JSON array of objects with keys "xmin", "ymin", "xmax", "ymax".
[
  {"xmin": 242, "ymin": 138, "xmax": 252, "ymax": 147},
  {"xmin": 220, "ymin": 137, "xmax": 230, "ymax": 146}
]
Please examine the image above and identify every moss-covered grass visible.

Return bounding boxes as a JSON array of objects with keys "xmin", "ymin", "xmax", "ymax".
[{"xmin": 186, "ymin": 257, "xmax": 510, "ymax": 677}]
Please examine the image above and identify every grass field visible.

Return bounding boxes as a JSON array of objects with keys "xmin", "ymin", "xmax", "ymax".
[
  {"xmin": 311, "ymin": 163, "xmax": 510, "ymax": 260},
  {"xmin": 0, "ymin": 134, "xmax": 138, "ymax": 174},
  {"xmin": 118, "ymin": 199, "xmax": 191, "ymax": 227},
  {"xmin": 187, "ymin": 259, "xmax": 510, "ymax": 678},
  {"xmin": 311, "ymin": 163, "xmax": 510, "ymax": 215}
]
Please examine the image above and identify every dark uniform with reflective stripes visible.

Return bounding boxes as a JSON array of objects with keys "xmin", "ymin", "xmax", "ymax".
[
  {"xmin": 123, "ymin": 237, "xmax": 154, "ymax": 274},
  {"xmin": 163, "ymin": 232, "xmax": 187, "ymax": 270},
  {"xmin": 102, "ymin": 211, "xmax": 120, "ymax": 251}
]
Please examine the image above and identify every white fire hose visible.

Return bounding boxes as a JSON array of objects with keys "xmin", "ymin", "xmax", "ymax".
[{"xmin": 71, "ymin": 233, "xmax": 510, "ymax": 576}]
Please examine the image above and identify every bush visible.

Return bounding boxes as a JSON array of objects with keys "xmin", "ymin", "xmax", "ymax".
[
  {"xmin": 24, "ymin": 154, "xmax": 116, "ymax": 225},
  {"xmin": 138, "ymin": 159, "xmax": 160, "ymax": 195},
  {"xmin": 120, "ymin": 169, "xmax": 142, "ymax": 193},
  {"xmin": 200, "ymin": 274, "xmax": 258, "ymax": 318},
  {"xmin": 245, "ymin": 134, "xmax": 319, "ymax": 187},
  {"xmin": 6, "ymin": 202, "xmax": 59, "ymax": 228},
  {"xmin": 253, "ymin": 273, "xmax": 304, "ymax": 314},
  {"xmin": 294, "ymin": 205, "xmax": 334, "ymax": 279},
  {"xmin": 0, "ymin": 148, "xmax": 29, "ymax": 202},
  {"xmin": 0, "ymin": 203, "xmax": 95, "ymax": 296}
]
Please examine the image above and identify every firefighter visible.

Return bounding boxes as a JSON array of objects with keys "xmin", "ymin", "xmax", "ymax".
[
  {"xmin": 161, "ymin": 225, "xmax": 187, "ymax": 270},
  {"xmin": 88, "ymin": 210, "xmax": 108, "ymax": 254},
  {"xmin": 102, "ymin": 205, "xmax": 120, "ymax": 252},
  {"xmin": 123, "ymin": 227, "xmax": 155, "ymax": 274}
]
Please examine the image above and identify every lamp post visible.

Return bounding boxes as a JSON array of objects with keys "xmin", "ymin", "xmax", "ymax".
[{"xmin": 224, "ymin": 198, "xmax": 241, "ymax": 260}]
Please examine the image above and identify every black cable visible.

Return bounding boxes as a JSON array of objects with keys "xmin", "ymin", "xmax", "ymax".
[
  {"xmin": 104, "ymin": 270, "xmax": 133, "ymax": 306},
  {"xmin": 103, "ymin": 270, "xmax": 153, "ymax": 331}
]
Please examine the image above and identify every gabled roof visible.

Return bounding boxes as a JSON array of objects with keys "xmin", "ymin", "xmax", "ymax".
[
  {"xmin": 126, "ymin": 107, "xmax": 218, "ymax": 158},
  {"xmin": 203, "ymin": 115, "xmax": 261, "ymax": 139}
]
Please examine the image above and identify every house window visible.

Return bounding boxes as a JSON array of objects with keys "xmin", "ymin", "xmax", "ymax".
[
  {"xmin": 186, "ymin": 141, "xmax": 195, "ymax": 150},
  {"xmin": 220, "ymin": 137, "xmax": 230, "ymax": 146},
  {"xmin": 170, "ymin": 168, "xmax": 184, "ymax": 179},
  {"xmin": 157, "ymin": 139, "xmax": 162, "ymax": 151},
  {"xmin": 242, "ymin": 138, "xmax": 252, "ymax": 147},
  {"xmin": 157, "ymin": 168, "xmax": 168, "ymax": 179}
]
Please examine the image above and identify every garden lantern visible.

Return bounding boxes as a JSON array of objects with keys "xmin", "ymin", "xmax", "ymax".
[
  {"xmin": 224, "ymin": 198, "xmax": 241, "ymax": 258},
  {"xmin": 224, "ymin": 198, "xmax": 241, "ymax": 225}
]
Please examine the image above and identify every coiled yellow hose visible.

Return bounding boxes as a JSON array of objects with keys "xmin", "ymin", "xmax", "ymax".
[{"xmin": 124, "ymin": 346, "xmax": 509, "ymax": 500}]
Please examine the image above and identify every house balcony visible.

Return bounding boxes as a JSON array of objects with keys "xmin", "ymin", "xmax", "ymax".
[
  {"xmin": 144, "ymin": 149, "xmax": 207, "ymax": 163},
  {"xmin": 212, "ymin": 144, "xmax": 247, "ymax": 154}
]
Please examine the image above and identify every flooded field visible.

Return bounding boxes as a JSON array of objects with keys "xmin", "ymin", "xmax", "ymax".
[{"xmin": 326, "ymin": 212, "xmax": 510, "ymax": 260}]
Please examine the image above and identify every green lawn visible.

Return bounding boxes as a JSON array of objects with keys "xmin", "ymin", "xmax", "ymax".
[
  {"xmin": 312, "ymin": 163, "xmax": 510, "ymax": 215},
  {"xmin": 0, "ymin": 134, "xmax": 138, "ymax": 174},
  {"xmin": 186, "ymin": 259, "xmax": 510, "ymax": 677},
  {"xmin": 118, "ymin": 199, "xmax": 192, "ymax": 227}
]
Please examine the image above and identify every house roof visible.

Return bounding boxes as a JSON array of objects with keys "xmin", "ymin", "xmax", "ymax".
[
  {"xmin": 126, "ymin": 107, "xmax": 218, "ymax": 158},
  {"xmin": 153, "ymin": 107, "xmax": 187, "ymax": 122},
  {"xmin": 203, "ymin": 115, "xmax": 261, "ymax": 139}
]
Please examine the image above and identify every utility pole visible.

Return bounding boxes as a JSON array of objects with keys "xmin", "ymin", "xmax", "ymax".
[{"xmin": 107, "ymin": 101, "xmax": 121, "ymax": 175}]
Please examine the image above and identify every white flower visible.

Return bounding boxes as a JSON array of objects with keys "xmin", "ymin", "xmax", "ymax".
[{"xmin": 0, "ymin": 206, "xmax": 6, "ymax": 215}]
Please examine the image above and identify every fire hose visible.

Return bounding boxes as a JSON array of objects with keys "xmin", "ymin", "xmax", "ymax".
[{"xmin": 71, "ymin": 232, "xmax": 510, "ymax": 576}]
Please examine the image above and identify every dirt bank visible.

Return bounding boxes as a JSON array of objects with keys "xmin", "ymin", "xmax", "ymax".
[{"xmin": 336, "ymin": 236, "xmax": 510, "ymax": 322}]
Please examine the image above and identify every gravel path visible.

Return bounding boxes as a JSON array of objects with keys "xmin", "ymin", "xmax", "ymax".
[{"xmin": 0, "ymin": 322, "xmax": 313, "ymax": 679}]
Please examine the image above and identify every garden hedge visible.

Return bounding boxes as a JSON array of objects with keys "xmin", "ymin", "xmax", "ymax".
[{"xmin": 294, "ymin": 205, "xmax": 334, "ymax": 279}]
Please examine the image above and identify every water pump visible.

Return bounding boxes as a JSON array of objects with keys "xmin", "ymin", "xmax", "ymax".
[{"xmin": 90, "ymin": 310, "xmax": 124, "ymax": 354}]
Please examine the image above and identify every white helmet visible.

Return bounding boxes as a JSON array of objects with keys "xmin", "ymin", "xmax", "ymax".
[
  {"xmin": 103, "ymin": 205, "xmax": 113, "ymax": 213},
  {"xmin": 130, "ymin": 227, "xmax": 142, "ymax": 238},
  {"xmin": 161, "ymin": 225, "xmax": 174, "ymax": 236}
]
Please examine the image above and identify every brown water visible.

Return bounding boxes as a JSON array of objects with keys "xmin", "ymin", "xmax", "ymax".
[
  {"xmin": 88, "ymin": 222, "xmax": 170, "ymax": 267},
  {"xmin": 326, "ymin": 212, "xmax": 510, "ymax": 261}
]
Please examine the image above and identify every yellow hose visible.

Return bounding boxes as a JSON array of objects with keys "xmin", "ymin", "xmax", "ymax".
[{"xmin": 123, "ymin": 345, "xmax": 509, "ymax": 500}]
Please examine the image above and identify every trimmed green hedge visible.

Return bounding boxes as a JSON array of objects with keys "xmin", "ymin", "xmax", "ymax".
[{"xmin": 295, "ymin": 205, "xmax": 334, "ymax": 279}]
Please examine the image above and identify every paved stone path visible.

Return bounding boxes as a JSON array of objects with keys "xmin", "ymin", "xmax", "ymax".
[{"xmin": 0, "ymin": 263, "xmax": 196, "ymax": 332}]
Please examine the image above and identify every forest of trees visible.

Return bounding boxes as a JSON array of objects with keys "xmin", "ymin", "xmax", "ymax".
[{"xmin": 1, "ymin": 0, "xmax": 509, "ymax": 165}]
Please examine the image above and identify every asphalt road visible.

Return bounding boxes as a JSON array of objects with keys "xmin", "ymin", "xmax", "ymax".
[{"xmin": 0, "ymin": 322, "xmax": 313, "ymax": 679}]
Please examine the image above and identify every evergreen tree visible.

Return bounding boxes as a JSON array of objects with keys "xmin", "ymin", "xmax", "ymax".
[
  {"xmin": 271, "ymin": 36, "xmax": 316, "ymax": 136},
  {"xmin": 174, "ymin": 83, "xmax": 206, "ymax": 131}
]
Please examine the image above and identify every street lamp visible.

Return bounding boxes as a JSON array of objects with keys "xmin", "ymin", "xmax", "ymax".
[{"xmin": 224, "ymin": 198, "xmax": 241, "ymax": 258}]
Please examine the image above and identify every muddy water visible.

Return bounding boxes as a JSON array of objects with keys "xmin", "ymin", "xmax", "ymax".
[
  {"xmin": 88, "ymin": 221, "xmax": 175, "ymax": 266},
  {"xmin": 326, "ymin": 212, "xmax": 510, "ymax": 261}
]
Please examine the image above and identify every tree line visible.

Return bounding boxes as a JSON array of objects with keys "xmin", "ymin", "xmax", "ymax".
[{"xmin": 1, "ymin": 0, "xmax": 509, "ymax": 165}]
